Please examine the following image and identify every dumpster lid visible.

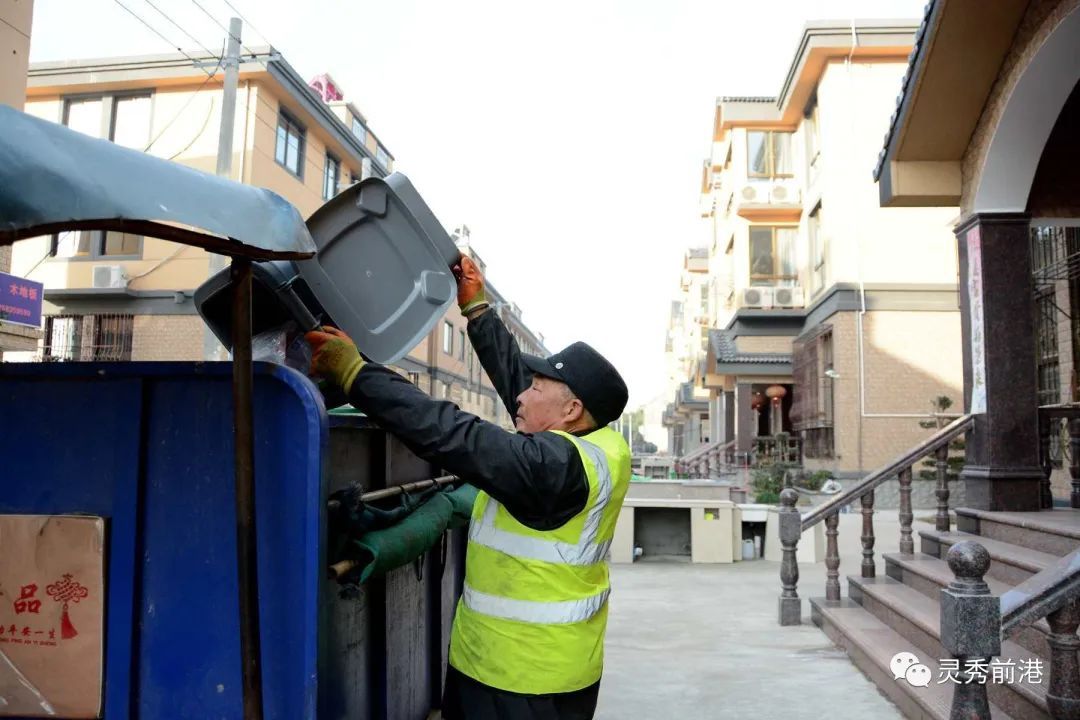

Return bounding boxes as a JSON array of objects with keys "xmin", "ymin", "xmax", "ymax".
[
  {"xmin": 298, "ymin": 173, "xmax": 461, "ymax": 364},
  {"xmin": 0, "ymin": 105, "xmax": 315, "ymax": 260}
]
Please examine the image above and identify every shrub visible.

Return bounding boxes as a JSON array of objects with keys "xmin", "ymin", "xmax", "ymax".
[{"xmin": 751, "ymin": 462, "xmax": 799, "ymax": 504}]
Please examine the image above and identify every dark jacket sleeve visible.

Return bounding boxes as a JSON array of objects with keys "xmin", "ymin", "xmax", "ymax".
[
  {"xmin": 346, "ymin": 364, "xmax": 588, "ymax": 530},
  {"xmin": 467, "ymin": 309, "xmax": 532, "ymax": 417}
]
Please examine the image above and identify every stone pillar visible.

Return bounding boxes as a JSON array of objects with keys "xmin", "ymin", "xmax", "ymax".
[
  {"xmin": 956, "ymin": 213, "xmax": 1043, "ymax": 511},
  {"xmin": 724, "ymin": 390, "xmax": 736, "ymax": 444},
  {"xmin": 735, "ymin": 383, "xmax": 755, "ymax": 460}
]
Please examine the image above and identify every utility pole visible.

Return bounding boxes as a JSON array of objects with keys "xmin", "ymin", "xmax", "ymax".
[{"xmin": 204, "ymin": 18, "xmax": 244, "ymax": 360}]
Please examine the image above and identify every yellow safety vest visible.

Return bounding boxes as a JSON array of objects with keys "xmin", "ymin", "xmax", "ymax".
[{"xmin": 448, "ymin": 426, "xmax": 630, "ymax": 695}]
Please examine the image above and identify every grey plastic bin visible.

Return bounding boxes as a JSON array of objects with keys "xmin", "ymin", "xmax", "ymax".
[{"xmin": 195, "ymin": 172, "xmax": 461, "ymax": 365}]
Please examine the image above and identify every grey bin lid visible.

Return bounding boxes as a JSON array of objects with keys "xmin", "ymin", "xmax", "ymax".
[{"xmin": 299, "ymin": 173, "xmax": 461, "ymax": 365}]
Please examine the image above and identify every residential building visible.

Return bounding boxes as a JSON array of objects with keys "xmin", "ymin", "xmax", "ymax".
[
  {"xmin": 0, "ymin": 0, "xmax": 40, "ymax": 355},
  {"xmin": 8, "ymin": 48, "xmax": 546, "ymax": 425},
  {"xmin": 686, "ymin": 21, "xmax": 965, "ymax": 477},
  {"xmin": 662, "ymin": 248, "xmax": 711, "ymax": 458}
]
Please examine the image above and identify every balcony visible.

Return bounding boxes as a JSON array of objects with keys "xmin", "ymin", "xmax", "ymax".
[{"xmin": 733, "ymin": 178, "xmax": 802, "ymax": 220}]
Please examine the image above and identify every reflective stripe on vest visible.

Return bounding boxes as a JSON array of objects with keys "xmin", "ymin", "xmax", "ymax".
[
  {"xmin": 467, "ymin": 436, "xmax": 615, "ymax": 567},
  {"xmin": 462, "ymin": 582, "xmax": 610, "ymax": 624}
]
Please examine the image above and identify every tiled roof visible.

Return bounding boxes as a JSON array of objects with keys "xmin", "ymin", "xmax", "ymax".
[
  {"xmin": 709, "ymin": 329, "xmax": 791, "ymax": 364},
  {"xmin": 874, "ymin": 0, "xmax": 937, "ymax": 181}
]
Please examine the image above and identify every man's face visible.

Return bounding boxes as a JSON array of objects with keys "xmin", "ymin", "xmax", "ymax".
[{"xmin": 514, "ymin": 375, "xmax": 575, "ymax": 433}]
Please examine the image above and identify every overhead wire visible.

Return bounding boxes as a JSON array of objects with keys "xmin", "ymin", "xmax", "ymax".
[
  {"xmin": 111, "ymin": 0, "xmax": 216, "ymax": 80},
  {"xmin": 142, "ymin": 0, "xmax": 219, "ymax": 57},
  {"xmin": 217, "ymin": 0, "xmax": 271, "ymax": 48},
  {"xmin": 190, "ymin": 0, "xmax": 267, "ymax": 64}
]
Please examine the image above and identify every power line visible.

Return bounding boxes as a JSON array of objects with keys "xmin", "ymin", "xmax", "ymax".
[
  {"xmin": 144, "ymin": 53, "xmax": 224, "ymax": 152},
  {"xmin": 190, "ymin": 0, "xmax": 265, "ymax": 64},
  {"xmin": 218, "ymin": 0, "xmax": 271, "ymax": 48},
  {"xmin": 142, "ymin": 0, "xmax": 219, "ymax": 58},
  {"xmin": 112, "ymin": 0, "xmax": 216, "ymax": 80}
]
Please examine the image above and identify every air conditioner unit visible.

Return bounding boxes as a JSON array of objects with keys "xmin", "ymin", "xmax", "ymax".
[
  {"xmin": 92, "ymin": 265, "xmax": 128, "ymax": 289},
  {"xmin": 773, "ymin": 285, "xmax": 805, "ymax": 308},
  {"xmin": 739, "ymin": 185, "xmax": 759, "ymax": 202},
  {"xmin": 770, "ymin": 183, "xmax": 790, "ymax": 202},
  {"xmin": 740, "ymin": 286, "xmax": 773, "ymax": 309}
]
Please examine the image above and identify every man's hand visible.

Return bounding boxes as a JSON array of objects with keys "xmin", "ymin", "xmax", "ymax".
[
  {"xmin": 305, "ymin": 326, "xmax": 365, "ymax": 394},
  {"xmin": 451, "ymin": 255, "xmax": 488, "ymax": 316}
]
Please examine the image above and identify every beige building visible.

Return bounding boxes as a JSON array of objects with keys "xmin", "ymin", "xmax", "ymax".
[
  {"xmin": 8, "ymin": 47, "xmax": 545, "ymax": 426},
  {"xmin": 661, "ymin": 248, "xmax": 712, "ymax": 457},
  {"xmin": 0, "ymin": 0, "xmax": 41, "ymax": 354},
  {"xmin": 677, "ymin": 21, "xmax": 964, "ymax": 477}
]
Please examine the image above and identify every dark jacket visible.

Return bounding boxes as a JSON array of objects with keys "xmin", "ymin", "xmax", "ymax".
[{"xmin": 346, "ymin": 308, "xmax": 588, "ymax": 530}]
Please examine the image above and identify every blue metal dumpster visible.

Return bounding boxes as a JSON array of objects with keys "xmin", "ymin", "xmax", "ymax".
[{"xmin": 0, "ymin": 361, "xmax": 464, "ymax": 719}]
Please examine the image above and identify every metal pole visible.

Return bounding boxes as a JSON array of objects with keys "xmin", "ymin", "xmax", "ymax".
[
  {"xmin": 230, "ymin": 259, "xmax": 263, "ymax": 720},
  {"xmin": 205, "ymin": 18, "xmax": 244, "ymax": 360}
]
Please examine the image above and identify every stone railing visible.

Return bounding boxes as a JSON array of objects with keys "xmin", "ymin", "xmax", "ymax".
[
  {"xmin": 941, "ymin": 540, "xmax": 1080, "ymax": 718},
  {"xmin": 1038, "ymin": 405, "xmax": 1080, "ymax": 508},
  {"xmin": 755, "ymin": 434, "xmax": 802, "ymax": 466},
  {"xmin": 677, "ymin": 439, "xmax": 737, "ymax": 478},
  {"xmin": 777, "ymin": 414, "xmax": 974, "ymax": 626}
]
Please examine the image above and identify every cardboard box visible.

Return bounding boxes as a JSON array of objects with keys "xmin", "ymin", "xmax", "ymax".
[{"xmin": 0, "ymin": 515, "xmax": 105, "ymax": 718}]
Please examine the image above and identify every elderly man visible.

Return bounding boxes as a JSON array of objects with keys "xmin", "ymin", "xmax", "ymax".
[{"xmin": 306, "ymin": 256, "xmax": 630, "ymax": 720}]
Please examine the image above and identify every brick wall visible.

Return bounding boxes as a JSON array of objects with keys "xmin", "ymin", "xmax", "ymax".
[
  {"xmin": 131, "ymin": 315, "xmax": 205, "ymax": 361},
  {"xmin": 734, "ymin": 335, "xmax": 793, "ymax": 354},
  {"xmin": 802, "ymin": 309, "xmax": 964, "ymax": 475}
]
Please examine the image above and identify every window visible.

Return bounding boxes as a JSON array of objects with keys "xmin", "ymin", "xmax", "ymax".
[
  {"xmin": 792, "ymin": 326, "xmax": 834, "ymax": 458},
  {"xmin": 805, "ymin": 100, "xmax": 821, "ymax": 169},
  {"xmin": 809, "ymin": 205, "xmax": 827, "ymax": 293},
  {"xmin": 1035, "ymin": 288, "xmax": 1061, "ymax": 406},
  {"xmin": 351, "ymin": 117, "xmax": 366, "ymax": 145},
  {"xmin": 376, "ymin": 145, "xmax": 390, "ymax": 169},
  {"xmin": 747, "ymin": 130, "xmax": 793, "ymax": 178},
  {"xmin": 42, "ymin": 314, "xmax": 134, "ymax": 361},
  {"xmin": 408, "ymin": 371, "xmax": 420, "ymax": 386},
  {"xmin": 443, "ymin": 381, "xmax": 452, "ymax": 399},
  {"xmin": 443, "ymin": 321, "xmax": 454, "ymax": 355},
  {"xmin": 55, "ymin": 94, "xmax": 151, "ymax": 259},
  {"xmin": 749, "ymin": 226, "xmax": 797, "ymax": 285},
  {"xmin": 323, "ymin": 153, "xmax": 340, "ymax": 200},
  {"xmin": 459, "ymin": 329, "xmax": 466, "ymax": 361},
  {"xmin": 275, "ymin": 110, "xmax": 305, "ymax": 178}
]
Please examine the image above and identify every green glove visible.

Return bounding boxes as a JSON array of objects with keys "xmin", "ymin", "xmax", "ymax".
[{"xmin": 305, "ymin": 326, "xmax": 365, "ymax": 394}]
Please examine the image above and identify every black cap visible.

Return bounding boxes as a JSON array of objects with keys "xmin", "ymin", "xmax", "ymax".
[{"xmin": 521, "ymin": 342, "xmax": 629, "ymax": 427}]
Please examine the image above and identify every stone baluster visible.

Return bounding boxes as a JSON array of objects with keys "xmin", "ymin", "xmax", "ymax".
[
  {"xmin": 703, "ymin": 456, "xmax": 710, "ymax": 478},
  {"xmin": 935, "ymin": 444, "xmax": 951, "ymax": 531},
  {"xmin": 941, "ymin": 541, "xmax": 999, "ymax": 720},
  {"xmin": 1039, "ymin": 414, "xmax": 1054, "ymax": 510},
  {"xmin": 778, "ymin": 488, "xmax": 802, "ymax": 626},
  {"xmin": 825, "ymin": 512, "xmax": 840, "ymax": 602},
  {"xmin": 860, "ymin": 490, "xmax": 875, "ymax": 578},
  {"xmin": 898, "ymin": 466, "xmax": 915, "ymax": 554},
  {"xmin": 1045, "ymin": 599, "xmax": 1080, "ymax": 719},
  {"xmin": 1070, "ymin": 418, "xmax": 1080, "ymax": 509}
]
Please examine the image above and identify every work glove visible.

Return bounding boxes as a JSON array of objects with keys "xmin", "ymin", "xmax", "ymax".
[
  {"xmin": 451, "ymin": 255, "xmax": 488, "ymax": 316},
  {"xmin": 305, "ymin": 326, "xmax": 365, "ymax": 394}
]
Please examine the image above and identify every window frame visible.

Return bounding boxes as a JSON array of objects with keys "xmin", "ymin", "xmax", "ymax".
[
  {"xmin": 323, "ymin": 152, "xmax": 341, "ymax": 201},
  {"xmin": 375, "ymin": 145, "xmax": 390, "ymax": 169},
  {"xmin": 748, "ymin": 225, "xmax": 798, "ymax": 285},
  {"xmin": 808, "ymin": 204, "xmax": 827, "ymax": 294},
  {"xmin": 351, "ymin": 116, "xmax": 367, "ymax": 145},
  {"xmin": 746, "ymin": 129, "xmax": 794, "ymax": 179},
  {"xmin": 52, "ymin": 92, "xmax": 152, "ymax": 261},
  {"xmin": 458, "ymin": 329, "xmax": 466, "ymax": 361},
  {"xmin": 275, "ymin": 109, "xmax": 306, "ymax": 180},
  {"xmin": 443, "ymin": 321, "xmax": 454, "ymax": 355}
]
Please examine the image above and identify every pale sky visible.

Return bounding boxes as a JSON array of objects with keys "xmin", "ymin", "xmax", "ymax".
[{"xmin": 30, "ymin": 0, "xmax": 925, "ymax": 408}]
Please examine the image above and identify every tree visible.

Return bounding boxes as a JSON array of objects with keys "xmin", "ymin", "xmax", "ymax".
[{"xmin": 917, "ymin": 396, "xmax": 964, "ymax": 481}]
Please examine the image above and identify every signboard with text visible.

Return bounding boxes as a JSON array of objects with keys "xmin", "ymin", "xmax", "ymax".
[
  {"xmin": 0, "ymin": 271, "xmax": 44, "ymax": 328},
  {"xmin": 0, "ymin": 515, "xmax": 105, "ymax": 718}
]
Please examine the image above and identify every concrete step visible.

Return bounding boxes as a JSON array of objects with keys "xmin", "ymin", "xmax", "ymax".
[
  {"xmin": 848, "ymin": 575, "xmax": 1049, "ymax": 720},
  {"xmin": 955, "ymin": 508, "xmax": 1080, "ymax": 556},
  {"xmin": 883, "ymin": 552, "xmax": 1051, "ymax": 661},
  {"xmin": 919, "ymin": 527, "xmax": 1058, "ymax": 586},
  {"xmin": 811, "ymin": 597, "xmax": 1016, "ymax": 720}
]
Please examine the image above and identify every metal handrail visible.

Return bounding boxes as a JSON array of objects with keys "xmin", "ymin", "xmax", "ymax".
[
  {"xmin": 1000, "ymin": 546, "xmax": 1080, "ymax": 637},
  {"xmin": 800, "ymin": 414, "xmax": 974, "ymax": 531}
]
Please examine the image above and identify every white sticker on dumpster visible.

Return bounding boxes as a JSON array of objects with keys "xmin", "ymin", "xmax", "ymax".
[{"xmin": 0, "ymin": 515, "xmax": 105, "ymax": 718}]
